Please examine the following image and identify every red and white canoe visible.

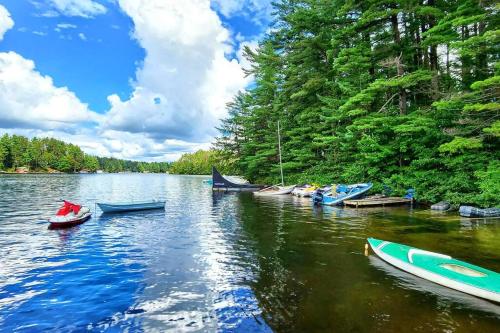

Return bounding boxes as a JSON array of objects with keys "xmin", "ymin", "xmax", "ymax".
[{"xmin": 48, "ymin": 200, "xmax": 92, "ymax": 229}]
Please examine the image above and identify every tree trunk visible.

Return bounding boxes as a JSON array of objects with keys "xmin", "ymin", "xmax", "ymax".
[
  {"xmin": 476, "ymin": 2, "xmax": 488, "ymax": 81},
  {"xmin": 428, "ymin": 0, "xmax": 439, "ymax": 100},
  {"xmin": 391, "ymin": 13, "xmax": 406, "ymax": 115}
]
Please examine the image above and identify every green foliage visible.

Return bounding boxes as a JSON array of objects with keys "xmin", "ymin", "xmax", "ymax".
[
  {"xmin": 0, "ymin": 134, "xmax": 170, "ymax": 173},
  {"xmin": 169, "ymin": 150, "xmax": 236, "ymax": 175},
  {"xmin": 215, "ymin": 0, "xmax": 500, "ymax": 207},
  {"xmin": 438, "ymin": 137, "xmax": 483, "ymax": 154}
]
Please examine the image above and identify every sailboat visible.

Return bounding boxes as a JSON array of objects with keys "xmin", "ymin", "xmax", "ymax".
[{"xmin": 254, "ymin": 121, "xmax": 296, "ymax": 196}]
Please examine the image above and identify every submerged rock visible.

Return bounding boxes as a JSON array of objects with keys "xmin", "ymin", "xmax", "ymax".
[{"xmin": 431, "ymin": 201, "xmax": 450, "ymax": 211}]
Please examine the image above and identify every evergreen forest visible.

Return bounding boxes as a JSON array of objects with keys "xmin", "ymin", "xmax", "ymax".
[{"xmin": 215, "ymin": 0, "xmax": 499, "ymax": 206}]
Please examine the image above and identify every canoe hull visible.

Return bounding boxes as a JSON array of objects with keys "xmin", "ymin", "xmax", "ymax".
[
  {"xmin": 368, "ymin": 238, "xmax": 500, "ymax": 303},
  {"xmin": 254, "ymin": 185, "xmax": 296, "ymax": 196},
  {"xmin": 49, "ymin": 213, "xmax": 91, "ymax": 229},
  {"xmin": 97, "ymin": 201, "xmax": 165, "ymax": 213}
]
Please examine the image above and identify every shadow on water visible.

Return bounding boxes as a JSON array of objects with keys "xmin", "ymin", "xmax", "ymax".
[{"xmin": 234, "ymin": 194, "xmax": 500, "ymax": 332}]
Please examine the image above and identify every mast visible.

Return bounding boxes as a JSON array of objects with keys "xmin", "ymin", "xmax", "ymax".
[{"xmin": 277, "ymin": 120, "xmax": 284, "ymax": 186}]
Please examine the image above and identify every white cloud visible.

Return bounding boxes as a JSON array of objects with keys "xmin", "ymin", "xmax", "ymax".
[
  {"xmin": 0, "ymin": 5, "xmax": 14, "ymax": 41},
  {"xmin": 57, "ymin": 23, "xmax": 77, "ymax": 29},
  {"xmin": 0, "ymin": 52, "xmax": 101, "ymax": 130},
  {"xmin": 104, "ymin": 0, "xmax": 250, "ymax": 142},
  {"xmin": 0, "ymin": 1, "xmax": 263, "ymax": 162},
  {"xmin": 45, "ymin": 0, "xmax": 107, "ymax": 18},
  {"xmin": 78, "ymin": 32, "xmax": 87, "ymax": 40},
  {"xmin": 32, "ymin": 30, "xmax": 47, "ymax": 36}
]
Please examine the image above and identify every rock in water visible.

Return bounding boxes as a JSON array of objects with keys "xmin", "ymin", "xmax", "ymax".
[{"xmin": 431, "ymin": 201, "xmax": 450, "ymax": 211}]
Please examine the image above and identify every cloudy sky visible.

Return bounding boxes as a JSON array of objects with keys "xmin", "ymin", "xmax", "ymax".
[{"xmin": 0, "ymin": 0, "xmax": 270, "ymax": 161}]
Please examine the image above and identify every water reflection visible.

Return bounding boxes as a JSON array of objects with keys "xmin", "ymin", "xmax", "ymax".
[{"xmin": 0, "ymin": 175, "xmax": 499, "ymax": 332}]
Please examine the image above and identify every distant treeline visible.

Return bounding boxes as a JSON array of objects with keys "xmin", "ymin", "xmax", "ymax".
[
  {"xmin": 0, "ymin": 134, "xmax": 170, "ymax": 173},
  {"xmin": 169, "ymin": 149, "xmax": 236, "ymax": 175}
]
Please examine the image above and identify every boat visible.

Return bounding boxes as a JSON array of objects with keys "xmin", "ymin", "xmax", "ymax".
[
  {"xmin": 97, "ymin": 200, "xmax": 166, "ymax": 213},
  {"xmin": 49, "ymin": 200, "xmax": 91, "ymax": 229},
  {"xmin": 344, "ymin": 195, "xmax": 413, "ymax": 207},
  {"xmin": 291, "ymin": 184, "xmax": 318, "ymax": 197},
  {"xmin": 202, "ymin": 179, "xmax": 213, "ymax": 185},
  {"xmin": 212, "ymin": 167, "xmax": 265, "ymax": 192},
  {"xmin": 254, "ymin": 184, "xmax": 296, "ymax": 196},
  {"xmin": 431, "ymin": 201, "xmax": 451, "ymax": 211},
  {"xmin": 312, "ymin": 183, "xmax": 372, "ymax": 206},
  {"xmin": 459, "ymin": 206, "xmax": 500, "ymax": 218},
  {"xmin": 367, "ymin": 238, "xmax": 500, "ymax": 303}
]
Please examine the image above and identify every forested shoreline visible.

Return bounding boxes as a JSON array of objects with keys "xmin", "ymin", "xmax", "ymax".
[
  {"xmin": 215, "ymin": 0, "xmax": 499, "ymax": 207},
  {"xmin": 0, "ymin": 134, "xmax": 170, "ymax": 173}
]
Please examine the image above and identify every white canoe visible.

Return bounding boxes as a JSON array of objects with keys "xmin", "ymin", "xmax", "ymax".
[
  {"xmin": 97, "ymin": 200, "xmax": 165, "ymax": 213},
  {"xmin": 254, "ymin": 185, "xmax": 296, "ymax": 196}
]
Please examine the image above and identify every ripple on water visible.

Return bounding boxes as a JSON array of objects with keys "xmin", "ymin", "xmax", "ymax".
[{"xmin": 1, "ymin": 175, "xmax": 499, "ymax": 332}]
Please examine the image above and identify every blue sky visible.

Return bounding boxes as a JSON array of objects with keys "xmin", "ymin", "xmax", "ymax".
[{"xmin": 0, "ymin": 0, "xmax": 271, "ymax": 161}]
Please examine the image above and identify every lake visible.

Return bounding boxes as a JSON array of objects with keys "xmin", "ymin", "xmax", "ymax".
[{"xmin": 0, "ymin": 174, "xmax": 499, "ymax": 332}]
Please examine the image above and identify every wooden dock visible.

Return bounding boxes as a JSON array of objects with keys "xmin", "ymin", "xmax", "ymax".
[{"xmin": 344, "ymin": 196, "xmax": 413, "ymax": 207}]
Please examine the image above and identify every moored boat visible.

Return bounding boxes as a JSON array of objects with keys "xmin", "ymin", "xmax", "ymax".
[
  {"xmin": 49, "ymin": 200, "xmax": 91, "ymax": 229},
  {"xmin": 367, "ymin": 238, "xmax": 500, "ymax": 303},
  {"xmin": 212, "ymin": 167, "xmax": 265, "ymax": 192},
  {"xmin": 291, "ymin": 184, "xmax": 318, "ymax": 197},
  {"xmin": 459, "ymin": 206, "xmax": 500, "ymax": 218},
  {"xmin": 254, "ymin": 184, "xmax": 296, "ymax": 196},
  {"xmin": 97, "ymin": 200, "xmax": 166, "ymax": 213},
  {"xmin": 312, "ymin": 183, "xmax": 372, "ymax": 206}
]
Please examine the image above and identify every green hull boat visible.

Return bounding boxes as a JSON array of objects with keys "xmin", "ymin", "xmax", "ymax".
[{"xmin": 367, "ymin": 238, "xmax": 500, "ymax": 303}]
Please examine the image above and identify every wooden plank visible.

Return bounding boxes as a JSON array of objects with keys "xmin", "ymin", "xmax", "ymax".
[{"xmin": 344, "ymin": 197, "xmax": 413, "ymax": 207}]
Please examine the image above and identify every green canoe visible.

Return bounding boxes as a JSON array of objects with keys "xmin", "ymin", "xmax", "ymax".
[{"xmin": 367, "ymin": 238, "xmax": 500, "ymax": 303}]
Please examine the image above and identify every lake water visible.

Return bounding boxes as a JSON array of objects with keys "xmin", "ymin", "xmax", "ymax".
[{"xmin": 0, "ymin": 174, "xmax": 499, "ymax": 332}]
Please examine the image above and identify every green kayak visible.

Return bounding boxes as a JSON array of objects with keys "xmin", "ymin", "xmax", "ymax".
[{"xmin": 367, "ymin": 238, "xmax": 500, "ymax": 303}]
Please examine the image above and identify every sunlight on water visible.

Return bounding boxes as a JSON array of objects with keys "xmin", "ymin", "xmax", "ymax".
[{"xmin": 0, "ymin": 174, "xmax": 498, "ymax": 332}]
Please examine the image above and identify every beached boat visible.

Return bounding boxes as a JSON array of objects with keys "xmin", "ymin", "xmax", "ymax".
[
  {"xmin": 367, "ymin": 238, "xmax": 500, "ymax": 303},
  {"xmin": 97, "ymin": 200, "xmax": 165, "ymax": 213},
  {"xmin": 312, "ymin": 183, "xmax": 372, "ymax": 206},
  {"xmin": 459, "ymin": 206, "xmax": 500, "ymax": 218},
  {"xmin": 291, "ymin": 184, "xmax": 318, "ymax": 197},
  {"xmin": 212, "ymin": 167, "xmax": 265, "ymax": 192},
  {"xmin": 49, "ymin": 200, "xmax": 91, "ymax": 229},
  {"xmin": 254, "ymin": 184, "xmax": 296, "ymax": 196}
]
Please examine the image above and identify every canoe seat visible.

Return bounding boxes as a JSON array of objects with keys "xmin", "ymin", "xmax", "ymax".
[{"xmin": 440, "ymin": 264, "xmax": 487, "ymax": 277}]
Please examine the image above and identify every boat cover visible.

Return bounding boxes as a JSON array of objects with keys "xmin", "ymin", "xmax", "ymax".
[
  {"xmin": 459, "ymin": 206, "xmax": 500, "ymax": 218},
  {"xmin": 56, "ymin": 201, "xmax": 82, "ymax": 216},
  {"xmin": 212, "ymin": 167, "xmax": 264, "ymax": 191}
]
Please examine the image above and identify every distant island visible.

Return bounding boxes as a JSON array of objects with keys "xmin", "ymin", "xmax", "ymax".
[{"xmin": 0, "ymin": 134, "xmax": 170, "ymax": 174}]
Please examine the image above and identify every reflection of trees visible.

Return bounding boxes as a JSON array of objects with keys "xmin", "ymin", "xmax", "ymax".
[{"xmin": 235, "ymin": 195, "xmax": 308, "ymax": 332}]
